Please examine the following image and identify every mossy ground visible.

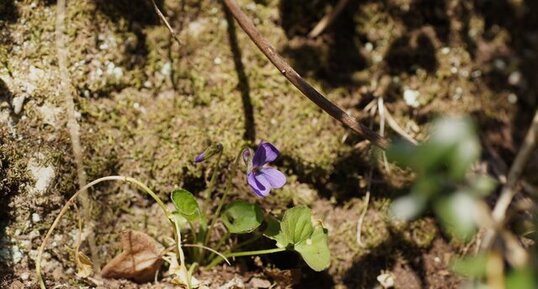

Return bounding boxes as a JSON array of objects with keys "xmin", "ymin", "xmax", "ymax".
[{"xmin": 1, "ymin": 0, "xmax": 537, "ymax": 288}]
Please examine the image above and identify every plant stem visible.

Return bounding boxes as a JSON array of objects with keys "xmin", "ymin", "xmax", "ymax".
[
  {"xmin": 174, "ymin": 219, "xmax": 190, "ymax": 289},
  {"xmin": 202, "ymin": 148, "xmax": 244, "ymax": 250},
  {"xmin": 220, "ymin": 0, "xmax": 388, "ymax": 149},
  {"xmin": 227, "ymin": 247, "xmax": 286, "ymax": 257},
  {"xmin": 204, "ymin": 150, "xmax": 223, "ymax": 200},
  {"xmin": 36, "ymin": 176, "xmax": 171, "ymax": 289},
  {"xmin": 207, "ymin": 247, "xmax": 286, "ymax": 269}
]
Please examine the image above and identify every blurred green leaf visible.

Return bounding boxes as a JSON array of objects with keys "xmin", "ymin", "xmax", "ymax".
[
  {"xmin": 171, "ymin": 189, "xmax": 200, "ymax": 222},
  {"xmin": 451, "ymin": 252, "xmax": 488, "ymax": 278},
  {"xmin": 449, "ymin": 136, "xmax": 480, "ymax": 180},
  {"xmin": 387, "ymin": 139, "xmax": 418, "ymax": 169},
  {"xmin": 470, "ymin": 175, "xmax": 496, "ymax": 196},
  {"xmin": 295, "ymin": 225, "xmax": 330, "ymax": 271},
  {"xmin": 221, "ymin": 200, "xmax": 264, "ymax": 234},
  {"xmin": 506, "ymin": 268, "xmax": 536, "ymax": 289},
  {"xmin": 434, "ymin": 191, "xmax": 476, "ymax": 240},
  {"xmin": 390, "ymin": 194, "xmax": 427, "ymax": 221}
]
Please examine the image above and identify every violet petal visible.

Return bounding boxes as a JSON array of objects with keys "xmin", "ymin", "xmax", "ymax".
[
  {"xmin": 194, "ymin": 152, "xmax": 205, "ymax": 163},
  {"xmin": 259, "ymin": 167, "xmax": 286, "ymax": 189},
  {"xmin": 252, "ymin": 142, "xmax": 280, "ymax": 167},
  {"xmin": 247, "ymin": 172, "xmax": 271, "ymax": 197}
]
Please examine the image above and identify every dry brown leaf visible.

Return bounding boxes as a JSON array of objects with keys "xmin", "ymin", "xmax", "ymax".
[
  {"xmin": 101, "ymin": 230, "xmax": 164, "ymax": 283},
  {"xmin": 75, "ymin": 251, "xmax": 93, "ymax": 278}
]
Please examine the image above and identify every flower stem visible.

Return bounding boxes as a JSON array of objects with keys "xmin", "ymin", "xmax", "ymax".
[
  {"xmin": 201, "ymin": 147, "xmax": 245, "ymax": 262},
  {"xmin": 206, "ymin": 247, "xmax": 286, "ymax": 269},
  {"xmin": 204, "ymin": 149, "xmax": 223, "ymax": 200}
]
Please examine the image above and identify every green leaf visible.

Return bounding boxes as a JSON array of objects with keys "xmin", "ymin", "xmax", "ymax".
[
  {"xmin": 221, "ymin": 200, "xmax": 264, "ymax": 234},
  {"xmin": 449, "ymin": 136, "xmax": 480, "ymax": 180},
  {"xmin": 451, "ymin": 252, "xmax": 488, "ymax": 278},
  {"xmin": 262, "ymin": 215, "xmax": 281, "ymax": 240},
  {"xmin": 171, "ymin": 189, "xmax": 201, "ymax": 221},
  {"xmin": 390, "ymin": 194, "xmax": 427, "ymax": 221},
  {"xmin": 295, "ymin": 225, "xmax": 330, "ymax": 271},
  {"xmin": 434, "ymin": 191, "xmax": 476, "ymax": 240},
  {"xmin": 278, "ymin": 206, "xmax": 314, "ymax": 246},
  {"xmin": 506, "ymin": 268, "xmax": 537, "ymax": 289}
]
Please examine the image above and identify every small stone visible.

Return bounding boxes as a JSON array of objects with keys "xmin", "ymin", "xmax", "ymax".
[
  {"xmin": 377, "ymin": 271, "xmax": 395, "ymax": 288},
  {"xmin": 161, "ymin": 62, "xmax": 172, "ymax": 76},
  {"xmin": 365, "ymin": 42, "xmax": 374, "ymax": 52},
  {"xmin": 11, "ymin": 95, "xmax": 25, "ymax": 114},
  {"xmin": 494, "ymin": 59, "xmax": 506, "ymax": 70},
  {"xmin": 20, "ymin": 272, "xmax": 30, "ymax": 281},
  {"xmin": 507, "ymin": 93, "xmax": 517, "ymax": 104},
  {"xmin": 248, "ymin": 277, "xmax": 271, "ymax": 288},
  {"xmin": 508, "ymin": 71, "xmax": 522, "ymax": 86},
  {"xmin": 213, "ymin": 57, "xmax": 222, "ymax": 65},
  {"xmin": 31, "ymin": 213, "xmax": 41, "ymax": 223},
  {"xmin": 403, "ymin": 89, "xmax": 420, "ymax": 108},
  {"xmin": 441, "ymin": 47, "xmax": 450, "ymax": 54}
]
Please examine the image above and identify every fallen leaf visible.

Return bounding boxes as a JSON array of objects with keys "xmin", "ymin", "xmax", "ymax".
[
  {"xmin": 101, "ymin": 230, "xmax": 164, "ymax": 283},
  {"xmin": 75, "ymin": 251, "xmax": 93, "ymax": 278}
]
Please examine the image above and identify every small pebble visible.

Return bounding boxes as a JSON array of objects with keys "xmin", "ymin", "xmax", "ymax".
[
  {"xmin": 31, "ymin": 213, "xmax": 41, "ymax": 223},
  {"xmin": 508, "ymin": 71, "xmax": 522, "ymax": 86},
  {"xmin": 508, "ymin": 93, "xmax": 517, "ymax": 104},
  {"xmin": 403, "ymin": 89, "xmax": 420, "ymax": 108},
  {"xmin": 12, "ymin": 95, "xmax": 25, "ymax": 114}
]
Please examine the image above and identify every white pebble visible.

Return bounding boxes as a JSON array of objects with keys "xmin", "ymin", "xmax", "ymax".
[
  {"xmin": 508, "ymin": 71, "xmax": 522, "ymax": 86},
  {"xmin": 11, "ymin": 95, "xmax": 25, "ymax": 114},
  {"xmin": 403, "ymin": 89, "xmax": 420, "ymax": 108},
  {"xmin": 31, "ymin": 213, "xmax": 41, "ymax": 223},
  {"xmin": 508, "ymin": 93, "xmax": 517, "ymax": 104}
]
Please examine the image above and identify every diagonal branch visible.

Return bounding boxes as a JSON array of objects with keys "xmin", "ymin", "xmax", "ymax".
[{"xmin": 221, "ymin": 0, "xmax": 389, "ymax": 150}]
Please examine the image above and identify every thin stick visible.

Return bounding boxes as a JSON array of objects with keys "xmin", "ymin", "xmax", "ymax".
[
  {"xmin": 481, "ymin": 110, "xmax": 538, "ymax": 250},
  {"xmin": 150, "ymin": 0, "xmax": 182, "ymax": 45},
  {"xmin": 221, "ymin": 0, "xmax": 388, "ymax": 150},
  {"xmin": 56, "ymin": 0, "xmax": 99, "ymax": 272},
  {"xmin": 491, "ymin": 110, "xmax": 538, "ymax": 222},
  {"xmin": 36, "ymin": 176, "xmax": 170, "ymax": 289},
  {"xmin": 308, "ymin": 0, "xmax": 350, "ymax": 38}
]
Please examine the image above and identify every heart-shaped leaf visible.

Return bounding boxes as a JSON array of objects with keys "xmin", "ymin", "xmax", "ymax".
[
  {"xmin": 295, "ymin": 225, "xmax": 330, "ymax": 272},
  {"xmin": 277, "ymin": 206, "xmax": 314, "ymax": 247},
  {"xmin": 171, "ymin": 189, "xmax": 200, "ymax": 221},
  {"xmin": 222, "ymin": 200, "xmax": 264, "ymax": 234}
]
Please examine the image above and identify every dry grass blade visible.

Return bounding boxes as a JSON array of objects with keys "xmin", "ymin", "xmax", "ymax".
[{"xmin": 308, "ymin": 0, "xmax": 350, "ymax": 38}]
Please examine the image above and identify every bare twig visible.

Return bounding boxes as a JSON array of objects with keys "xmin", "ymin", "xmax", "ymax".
[
  {"xmin": 221, "ymin": 0, "xmax": 389, "ymax": 150},
  {"xmin": 481, "ymin": 110, "xmax": 538, "ymax": 249},
  {"xmin": 492, "ymin": 110, "xmax": 538, "ymax": 222},
  {"xmin": 308, "ymin": 0, "xmax": 350, "ymax": 38},
  {"xmin": 55, "ymin": 0, "xmax": 99, "ymax": 272},
  {"xmin": 150, "ymin": 0, "xmax": 182, "ymax": 45}
]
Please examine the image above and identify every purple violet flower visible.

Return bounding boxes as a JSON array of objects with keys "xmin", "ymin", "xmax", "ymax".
[{"xmin": 246, "ymin": 142, "xmax": 286, "ymax": 198}]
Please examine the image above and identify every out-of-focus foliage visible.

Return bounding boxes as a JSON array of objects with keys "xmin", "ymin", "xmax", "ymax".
[{"xmin": 388, "ymin": 117, "xmax": 495, "ymax": 240}]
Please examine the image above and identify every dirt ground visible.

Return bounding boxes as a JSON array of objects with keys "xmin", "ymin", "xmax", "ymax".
[{"xmin": 1, "ymin": 0, "xmax": 537, "ymax": 288}]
